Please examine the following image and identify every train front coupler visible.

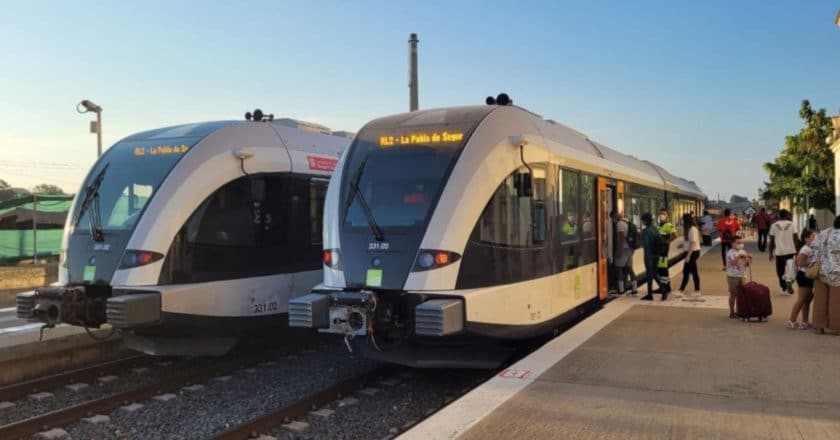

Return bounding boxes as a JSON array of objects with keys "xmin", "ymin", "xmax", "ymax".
[{"xmin": 16, "ymin": 285, "xmax": 109, "ymax": 328}]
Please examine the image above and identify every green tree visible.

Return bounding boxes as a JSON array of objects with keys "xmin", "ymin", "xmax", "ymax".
[
  {"xmin": 0, "ymin": 179, "xmax": 16, "ymax": 202},
  {"xmin": 763, "ymin": 100, "xmax": 835, "ymax": 212},
  {"xmin": 32, "ymin": 183, "xmax": 65, "ymax": 195},
  {"xmin": 729, "ymin": 195, "xmax": 749, "ymax": 204}
]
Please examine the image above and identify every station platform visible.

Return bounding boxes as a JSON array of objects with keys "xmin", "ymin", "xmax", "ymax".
[{"xmin": 405, "ymin": 240, "xmax": 840, "ymax": 439}]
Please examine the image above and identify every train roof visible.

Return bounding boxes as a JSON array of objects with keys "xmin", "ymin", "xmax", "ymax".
[
  {"xmin": 361, "ymin": 105, "xmax": 704, "ymax": 199},
  {"xmin": 121, "ymin": 119, "xmax": 353, "ymax": 143},
  {"xmin": 387, "ymin": 105, "xmax": 704, "ymax": 199}
]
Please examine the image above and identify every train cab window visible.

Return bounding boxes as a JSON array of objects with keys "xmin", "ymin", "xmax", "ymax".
[
  {"xmin": 310, "ymin": 179, "xmax": 328, "ymax": 246},
  {"xmin": 105, "ymin": 184, "xmax": 153, "ymax": 229},
  {"xmin": 160, "ymin": 173, "xmax": 308, "ymax": 284},
  {"xmin": 476, "ymin": 167, "xmax": 538, "ymax": 247}
]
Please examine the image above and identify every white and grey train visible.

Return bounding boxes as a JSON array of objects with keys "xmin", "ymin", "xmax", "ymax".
[
  {"xmin": 290, "ymin": 98, "xmax": 705, "ymax": 367},
  {"xmin": 18, "ymin": 113, "xmax": 350, "ymax": 355}
]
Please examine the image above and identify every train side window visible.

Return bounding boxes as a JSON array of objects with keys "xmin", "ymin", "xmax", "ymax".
[
  {"xmin": 557, "ymin": 168, "xmax": 580, "ymax": 270},
  {"xmin": 310, "ymin": 178, "xmax": 328, "ymax": 246},
  {"xmin": 580, "ymin": 174, "xmax": 597, "ymax": 265}
]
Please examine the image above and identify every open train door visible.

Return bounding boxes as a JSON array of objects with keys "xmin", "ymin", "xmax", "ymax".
[{"xmin": 597, "ymin": 177, "xmax": 610, "ymax": 300}]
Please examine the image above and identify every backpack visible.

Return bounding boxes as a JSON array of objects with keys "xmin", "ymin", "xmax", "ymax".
[
  {"xmin": 720, "ymin": 219, "xmax": 733, "ymax": 242},
  {"xmin": 623, "ymin": 219, "xmax": 641, "ymax": 249}
]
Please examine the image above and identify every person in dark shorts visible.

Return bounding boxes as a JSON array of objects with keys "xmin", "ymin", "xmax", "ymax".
[{"xmin": 787, "ymin": 228, "xmax": 817, "ymax": 329}]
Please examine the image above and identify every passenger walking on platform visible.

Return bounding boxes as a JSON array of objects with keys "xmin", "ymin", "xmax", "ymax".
[
  {"xmin": 700, "ymin": 210, "xmax": 714, "ymax": 246},
  {"xmin": 716, "ymin": 209, "xmax": 741, "ymax": 270},
  {"xmin": 769, "ymin": 209, "xmax": 797, "ymax": 295},
  {"xmin": 787, "ymin": 228, "xmax": 817, "ymax": 329},
  {"xmin": 755, "ymin": 208, "xmax": 771, "ymax": 252},
  {"xmin": 726, "ymin": 235, "xmax": 752, "ymax": 319},
  {"xmin": 656, "ymin": 208, "xmax": 677, "ymax": 297},
  {"xmin": 811, "ymin": 216, "xmax": 840, "ymax": 334},
  {"xmin": 679, "ymin": 213, "xmax": 702, "ymax": 300},
  {"xmin": 615, "ymin": 211, "xmax": 638, "ymax": 295},
  {"xmin": 640, "ymin": 213, "xmax": 662, "ymax": 300}
]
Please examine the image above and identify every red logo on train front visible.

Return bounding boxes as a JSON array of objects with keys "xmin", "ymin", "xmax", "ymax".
[{"xmin": 307, "ymin": 156, "xmax": 338, "ymax": 171}]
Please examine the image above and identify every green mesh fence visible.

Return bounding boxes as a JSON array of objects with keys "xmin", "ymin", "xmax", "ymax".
[
  {"xmin": 0, "ymin": 194, "xmax": 73, "ymax": 262},
  {"xmin": 0, "ymin": 229, "xmax": 64, "ymax": 261}
]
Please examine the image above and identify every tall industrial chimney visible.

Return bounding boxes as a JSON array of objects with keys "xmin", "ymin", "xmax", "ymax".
[{"xmin": 409, "ymin": 33, "xmax": 419, "ymax": 112}]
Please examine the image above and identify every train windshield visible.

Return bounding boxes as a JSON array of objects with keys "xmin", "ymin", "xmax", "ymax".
[
  {"xmin": 340, "ymin": 107, "xmax": 495, "ymax": 233},
  {"xmin": 72, "ymin": 137, "xmax": 200, "ymax": 234}
]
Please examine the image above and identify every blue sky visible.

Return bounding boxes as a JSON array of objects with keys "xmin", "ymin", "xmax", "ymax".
[{"xmin": 1, "ymin": 1, "xmax": 840, "ymax": 202}]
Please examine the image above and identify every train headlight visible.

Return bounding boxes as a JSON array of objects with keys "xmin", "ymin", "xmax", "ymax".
[
  {"xmin": 120, "ymin": 250, "xmax": 164, "ymax": 269},
  {"xmin": 323, "ymin": 249, "xmax": 342, "ymax": 270},
  {"xmin": 412, "ymin": 250, "xmax": 460, "ymax": 272},
  {"xmin": 417, "ymin": 252, "xmax": 435, "ymax": 269}
]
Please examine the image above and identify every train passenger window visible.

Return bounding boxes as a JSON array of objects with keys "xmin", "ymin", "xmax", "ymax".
[{"xmin": 580, "ymin": 174, "xmax": 598, "ymax": 265}]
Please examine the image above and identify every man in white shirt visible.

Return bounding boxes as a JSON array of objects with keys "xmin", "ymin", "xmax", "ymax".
[{"xmin": 769, "ymin": 209, "xmax": 798, "ymax": 295}]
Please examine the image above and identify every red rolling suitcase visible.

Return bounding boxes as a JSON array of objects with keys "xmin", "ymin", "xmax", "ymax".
[{"xmin": 736, "ymin": 268, "xmax": 772, "ymax": 321}]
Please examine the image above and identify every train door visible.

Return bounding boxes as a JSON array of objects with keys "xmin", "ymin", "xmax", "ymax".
[{"xmin": 597, "ymin": 178, "xmax": 616, "ymax": 300}]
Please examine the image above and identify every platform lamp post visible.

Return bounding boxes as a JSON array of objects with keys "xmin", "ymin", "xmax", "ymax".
[{"xmin": 77, "ymin": 99, "xmax": 103, "ymax": 157}]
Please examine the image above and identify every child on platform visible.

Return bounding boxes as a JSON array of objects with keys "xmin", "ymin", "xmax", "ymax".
[{"xmin": 726, "ymin": 235, "xmax": 752, "ymax": 319}]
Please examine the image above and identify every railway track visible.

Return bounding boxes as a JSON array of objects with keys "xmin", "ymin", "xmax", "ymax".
[
  {"xmin": 0, "ymin": 356, "xmax": 249, "ymax": 439},
  {"xmin": 0, "ymin": 332, "xmax": 332, "ymax": 439},
  {"xmin": 211, "ymin": 366, "xmax": 392, "ymax": 440},
  {"xmin": 0, "ymin": 354, "xmax": 147, "ymax": 402}
]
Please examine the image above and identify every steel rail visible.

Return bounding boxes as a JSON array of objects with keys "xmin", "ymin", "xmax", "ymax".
[
  {"xmin": 211, "ymin": 366, "xmax": 392, "ymax": 440},
  {"xmin": 0, "ymin": 354, "xmax": 146, "ymax": 402}
]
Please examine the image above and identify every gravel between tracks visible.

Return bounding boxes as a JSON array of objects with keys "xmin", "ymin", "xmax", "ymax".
[
  {"xmin": 270, "ymin": 367, "xmax": 491, "ymax": 440},
  {"xmin": 58, "ymin": 342, "xmax": 379, "ymax": 440},
  {"xmin": 0, "ymin": 357, "xmax": 184, "ymax": 426}
]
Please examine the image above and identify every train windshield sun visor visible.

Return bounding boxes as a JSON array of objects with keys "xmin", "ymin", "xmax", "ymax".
[
  {"xmin": 342, "ymin": 154, "xmax": 385, "ymax": 241},
  {"xmin": 73, "ymin": 163, "xmax": 110, "ymax": 242}
]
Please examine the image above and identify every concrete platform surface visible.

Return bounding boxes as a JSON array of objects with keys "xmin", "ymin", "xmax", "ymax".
[{"xmin": 404, "ymin": 240, "xmax": 840, "ymax": 440}]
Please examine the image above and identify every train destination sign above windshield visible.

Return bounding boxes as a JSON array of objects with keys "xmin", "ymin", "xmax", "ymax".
[
  {"xmin": 379, "ymin": 131, "xmax": 464, "ymax": 147},
  {"xmin": 133, "ymin": 144, "xmax": 190, "ymax": 156}
]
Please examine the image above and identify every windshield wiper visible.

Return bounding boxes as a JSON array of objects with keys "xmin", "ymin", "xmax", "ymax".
[
  {"xmin": 342, "ymin": 155, "xmax": 385, "ymax": 241},
  {"xmin": 73, "ymin": 163, "xmax": 109, "ymax": 242}
]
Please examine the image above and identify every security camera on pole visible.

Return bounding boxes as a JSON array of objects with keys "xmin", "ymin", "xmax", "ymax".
[{"xmin": 77, "ymin": 99, "xmax": 103, "ymax": 157}]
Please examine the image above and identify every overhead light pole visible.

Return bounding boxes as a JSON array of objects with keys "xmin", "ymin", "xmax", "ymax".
[
  {"xmin": 408, "ymin": 33, "xmax": 419, "ymax": 112},
  {"xmin": 77, "ymin": 99, "xmax": 103, "ymax": 157}
]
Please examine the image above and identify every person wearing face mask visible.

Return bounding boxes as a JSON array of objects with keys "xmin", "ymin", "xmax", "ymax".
[
  {"xmin": 787, "ymin": 228, "xmax": 817, "ymax": 329},
  {"xmin": 562, "ymin": 212, "xmax": 578, "ymax": 269},
  {"xmin": 655, "ymin": 208, "xmax": 677, "ymax": 297},
  {"xmin": 726, "ymin": 235, "xmax": 752, "ymax": 319}
]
